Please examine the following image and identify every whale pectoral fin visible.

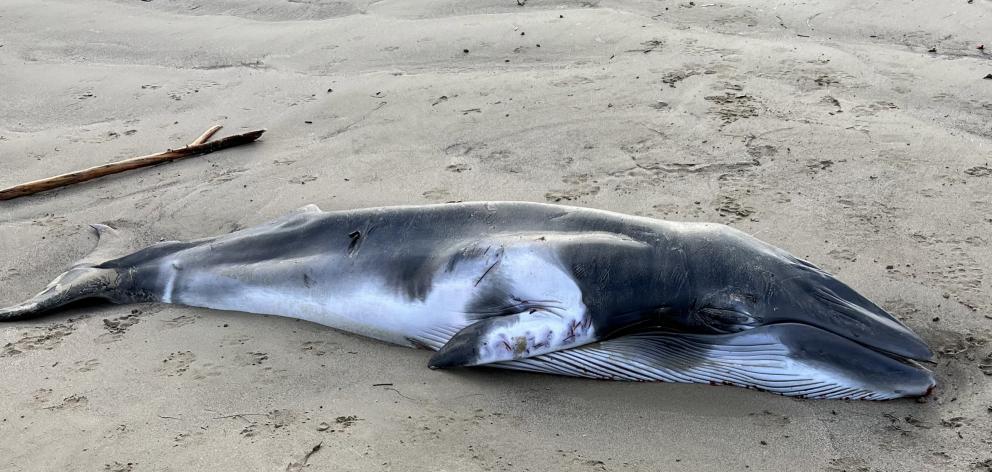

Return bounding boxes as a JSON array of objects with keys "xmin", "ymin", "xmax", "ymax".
[{"xmin": 428, "ymin": 309, "xmax": 595, "ymax": 369}]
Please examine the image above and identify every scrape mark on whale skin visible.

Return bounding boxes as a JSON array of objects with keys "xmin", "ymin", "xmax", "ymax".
[
  {"xmin": 475, "ymin": 261, "xmax": 500, "ymax": 287},
  {"xmin": 406, "ymin": 337, "xmax": 434, "ymax": 350},
  {"xmin": 473, "ymin": 246, "xmax": 505, "ymax": 287},
  {"xmin": 347, "ymin": 230, "xmax": 362, "ymax": 256},
  {"xmin": 347, "ymin": 222, "xmax": 377, "ymax": 258},
  {"xmin": 445, "ymin": 244, "xmax": 492, "ymax": 273}
]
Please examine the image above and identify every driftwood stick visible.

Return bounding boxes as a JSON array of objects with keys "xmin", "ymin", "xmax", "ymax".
[
  {"xmin": 0, "ymin": 127, "xmax": 265, "ymax": 201},
  {"xmin": 190, "ymin": 125, "xmax": 223, "ymax": 145}
]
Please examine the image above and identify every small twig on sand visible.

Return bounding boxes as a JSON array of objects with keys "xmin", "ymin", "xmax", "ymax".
[
  {"xmin": 158, "ymin": 415, "xmax": 182, "ymax": 420},
  {"xmin": 286, "ymin": 443, "xmax": 322, "ymax": 472},
  {"xmin": 0, "ymin": 125, "xmax": 265, "ymax": 201},
  {"xmin": 384, "ymin": 386, "xmax": 419, "ymax": 402},
  {"xmin": 212, "ymin": 413, "xmax": 269, "ymax": 420}
]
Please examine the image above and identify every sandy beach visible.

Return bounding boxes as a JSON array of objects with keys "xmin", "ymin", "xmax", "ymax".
[{"xmin": 1, "ymin": 0, "xmax": 991, "ymax": 470}]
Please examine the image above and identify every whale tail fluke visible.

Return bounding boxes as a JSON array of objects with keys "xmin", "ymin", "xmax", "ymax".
[{"xmin": 0, "ymin": 224, "xmax": 132, "ymax": 321}]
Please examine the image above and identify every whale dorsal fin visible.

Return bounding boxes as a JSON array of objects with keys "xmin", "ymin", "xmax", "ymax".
[
  {"xmin": 262, "ymin": 204, "xmax": 322, "ymax": 225},
  {"xmin": 221, "ymin": 204, "xmax": 324, "ymax": 238},
  {"xmin": 294, "ymin": 204, "xmax": 322, "ymax": 214}
]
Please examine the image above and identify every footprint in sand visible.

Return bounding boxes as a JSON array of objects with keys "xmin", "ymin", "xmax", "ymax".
[
  {"xmin": 161, "ymin": 314, "xmax": 198, "ymax": 329},
  {"xmin": 545, "ymin": 174, "xmax": 601, "ymax": 203},
  {"xmin": 103, "ymin": 462, "xmax": 135, "ymax": 472},
  {"xmin": 95, "ymin": 313, "xmax": 141, "ymax": 344},
  {"xmin": 172, "ymin": 430, "xmax": 204, "ymax": 448},
  {"xmin": 713, "ymin": 194, "xmax": 755, "ymax": 221},
  {"xmin": 827, "ymin": 248, "xmax": 857, "ymax": 262},
  {"xmin": 1, "ymin": 323, "xmax": 76, "ymax": 357},
  {"xmin": 747, "ymin": 409, "xmax": 792, "ymax": 427},
  {"xmin": 238, "ymin": 351, "xmax": 269, "ymax": 367},
  {"xmin": 189, "ymin": 362, "xmax": 223, "ymax": 381},
  {"xmin": 31, "ymin": 388, "xmax": 54, "ymax": 405},
  {"xmin": 240, "ymin": 424, "xmax": 259, "ymax": 438},
  {"xmin": 158, "ymin": 351, "xmax": 195, "ymax": 377},
  {"xmin": 422, "ymin": 188, "xmax": 452, "ymax": 202},
  {"xmin": 222, "ymin": 335, "xmax": 251, "ymax": 347},
  {"xmin": 545, "ymin": 185, "xmax": 600, "ymax": 203},
  {"xmin": 978, "ymin": 353, "xmax": 992, "ymax": 376},
  {"xmin": 43, "ymin": 394, "xmax": 88, "ymax": 411},
  {"xmin": 301, "ymin": 340, "xmax": 332, "ymax": 356},
  {"xmin": 269, "ymin": 409, "xmax": 298, "ymax": 429},
  {"xmin": 74, "ymin": 358, "xmax": 100, "ymax": 373},
  {"xmin": 827, "ymin": 457, "xmax": 870, "ymax": 472}
]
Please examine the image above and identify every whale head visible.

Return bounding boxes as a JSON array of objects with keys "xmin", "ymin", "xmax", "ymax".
[{"xmin": 655, "ymin": 224, "xmax": 935, "ymax": 399}]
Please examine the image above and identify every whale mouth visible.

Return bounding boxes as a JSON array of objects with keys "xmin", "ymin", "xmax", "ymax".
[{"xmin": 497, "ymin": 323, "xmax": 936, "ymax": 400}]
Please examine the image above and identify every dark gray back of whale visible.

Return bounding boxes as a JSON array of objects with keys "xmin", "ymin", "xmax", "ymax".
[{"xmin": 109, "ymin": 202, "xmax": 689, "ymax": 330}]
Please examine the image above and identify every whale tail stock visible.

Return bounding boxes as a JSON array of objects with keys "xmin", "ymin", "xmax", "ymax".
[
  {"xmin": 0, "ymin": 224, "xmax": 134, "ymax": 321},
  {"xmin": 1, "ymin": 204, "xmax": 325, "ymax": 322}
]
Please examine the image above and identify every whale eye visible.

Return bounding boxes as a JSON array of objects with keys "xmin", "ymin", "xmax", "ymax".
[
  {"xmin": 696, "ymin": 306, "xmax": 758, "ymax": 333},
  {"xmin": 689, "ymin": 290, "xmax": 762, "ymax": 333}
]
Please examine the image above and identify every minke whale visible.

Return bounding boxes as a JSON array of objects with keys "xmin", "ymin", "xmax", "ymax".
[{"xmin": 1, "ymin": 202, "xmax": 935, "ymax": 400}]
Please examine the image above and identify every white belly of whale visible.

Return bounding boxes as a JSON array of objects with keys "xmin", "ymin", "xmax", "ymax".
[{"xmin": 165, "ymin": 241, "xmax": 589, "ymax": 352}]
